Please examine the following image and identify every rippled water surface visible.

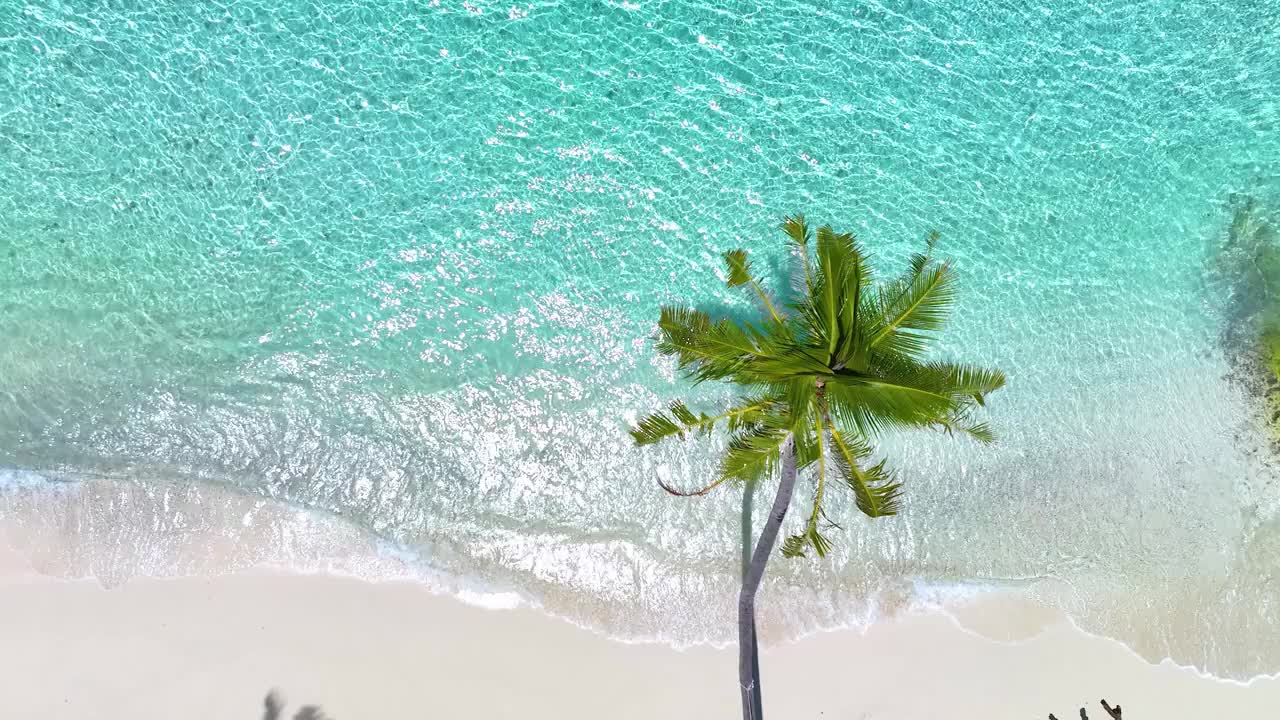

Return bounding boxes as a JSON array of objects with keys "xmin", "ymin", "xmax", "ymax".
[{"xmin": 4, "ymin": 0, "xmax": 1280, "ymax": 678}]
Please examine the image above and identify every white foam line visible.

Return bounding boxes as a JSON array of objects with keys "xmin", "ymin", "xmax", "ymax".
[
  {"xmin": 923, "ymin": 595, "xmax": 1280, "ymax": 688},
  {"xmin": 4, "ymin": 468, "xmax": 1274, "ymax": 683}
]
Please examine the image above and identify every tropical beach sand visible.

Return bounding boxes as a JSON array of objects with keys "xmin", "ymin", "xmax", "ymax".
[{"xmin": 2, "ymin": 541, "xmax": 1277, "ymax": 720}]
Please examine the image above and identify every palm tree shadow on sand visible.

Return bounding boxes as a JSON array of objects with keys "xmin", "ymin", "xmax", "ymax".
[
  {"xmin": 262, "ymin": 690, "xmax": 331, "ymax": 720},
  {"xmin": 256, "ymin": 689, "xmax": 1123, "ymax": 717},
  {"xmin": 1049, "ymin": 699, "xmax": 1123, "ymax": 719}
]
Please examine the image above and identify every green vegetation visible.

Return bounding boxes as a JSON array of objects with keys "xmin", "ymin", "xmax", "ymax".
[
  {"xmin": 1217, "ymin": 195, "xmax": 1280, "ymax": 441},
  {"xmin": 629, "ymin": 216, "xmax": 1004, "ymax": 720},
  {"xmin": 1263, "ymin": 322, "xmax": 1280, "ymax": 438}
]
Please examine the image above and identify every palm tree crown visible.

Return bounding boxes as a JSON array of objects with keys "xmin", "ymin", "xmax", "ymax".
[{"xmin": 631, "ymin": 215, "xmax": 1004, "ymax": 557}]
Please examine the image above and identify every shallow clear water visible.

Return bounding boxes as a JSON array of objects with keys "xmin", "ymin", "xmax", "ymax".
[{"xmin": 3, "ymin": 0, "xmax": 1280, "ymax": 678}]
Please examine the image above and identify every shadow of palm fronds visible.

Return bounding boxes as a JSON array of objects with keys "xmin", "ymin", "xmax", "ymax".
[
  {"xmin": 263, "ymin": 690, "xmax": 331, "ymax": 720},
  {"xmin": 1048, "ymin": 699, "xmax": 1122, "ymax": 719}
]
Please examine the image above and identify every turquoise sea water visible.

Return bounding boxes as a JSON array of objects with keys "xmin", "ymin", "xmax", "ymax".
[{"xmin": 3, "ymin": 0, "xmax": 1280, "ymax": 678}]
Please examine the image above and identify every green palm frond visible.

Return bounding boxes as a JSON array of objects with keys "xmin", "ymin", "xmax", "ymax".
[
  {"xmin": 833, "ymin": 237, "xmax": 873, "ymax": 370},
  {"xmin": 830, "ymin": 428, "xmax": 902, "ymax": 518},
  {"xmin": 868, "ymin": 329, "xmax": 930, "ymax": 361},
  {"xmin": 824, "ymin": 372, "xmax": 959, "ymax": 437},
  {"xmin": 916, "ymin": 361, "xmax": 1006, "ymax": 405},
  {"xmin": 631, "ymin": 407, "xmax": 686, "ymax": 446},
  {"xmin": 630, "ymin": 401, "xmax": 715, "ymax": 446},
  {"xmin": 813, "ymin": 226, "xmax": 853, "ymax": 356},
  {"xmin": 792, "ymin": 225, "xmax": 873, "ymax": 370},
  {"xmin": 644, "ymin": 396, "xmax": 785, "ymax": 496},
  {"xmin": 867, "ymin": 258, "xmax": 956, "ymax": 357},
  {"xmin": 794, "ymin": 295, "xmax": 833, "ymax": 356},
  {"xmin": 810, "ymin": 414, "xmax": 830, "ymax": 539},
  {"xmin": 655, "ymin": 305, "xmax": 725, "ymax": 373},
  {"xmin": 725, "ymin": 394, "xmax": 779, "ymax": 432},
  {"xmin": 724, "ymin": 249, "xmax": 754, "ymax": 288},
  {"xmin": 906, "ymin": 230, "xmax": 941, "ymax": 276},
  {"xmin": 780, "ymin": 535, "xmax": 806, "ymax": 558},
  {"xmin": 656, "ymin": 306, "xmax": 785, "ymax": 383},
  {"xmin": 632, "ymin": 396, "xmax": 781, "ymax": 445},
  {"xmin": 788, "ymin": 419, "xmax": 818, "ymax": 469},
  {"xmin": 745, "ymin": 344, "xmax": 836, "ymax": 381},
  {"xmin": 718, "ymin": 424, "xmax": 791, "ymax": 485},
  {"xmin": 781, "ymin": 215, "xmax": 811, "ymax": 249},
  {"xmin": 865, "ymin": 360, "xmax": 1006, "ymax": 404},
  {"xmin": 782, "ymin": 526, "xmax": 832, "ymax": 558},
  {"xmin": 930, "ymin": 406, "xmax": 996, "ymax": 443},
  {"xmin": 723, "ymin": 249, "xmax": 783, "ymax": 322},
  {"xmin": 782, "ymin": 215, "xmax": 814, "ymax": 290},
  {"xmin": 823, "ymin": 358, "xmax": 1001, "ymax": 439},
  {"xmin": 784, "ymin": 377, "xmax": 818, "ymax": 427},
  {"xmin": 783, "ymin": 414, "xmax": 836, "ymax": 558}
]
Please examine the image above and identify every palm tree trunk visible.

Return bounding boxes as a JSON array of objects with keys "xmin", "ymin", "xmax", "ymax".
[
  {"xmin": 740, "ymin": 476, "xmax": 763, "ymax": 719},
  {"xmin": 738, "ymin": 435, "xmax": 797, "ymax": 720}
]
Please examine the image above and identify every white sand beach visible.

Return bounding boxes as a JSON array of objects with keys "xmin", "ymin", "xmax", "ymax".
[
  {"xmin": 3, "ymin": 542, "xmax": 1278, "ymax": 719},
  {"xmin": 2, "ymin": 477, "xmax": 1279, "ymax": 718}
]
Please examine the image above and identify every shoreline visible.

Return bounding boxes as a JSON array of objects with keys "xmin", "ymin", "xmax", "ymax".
[
  {"xmin": 4, "ymin": 564, "xmax": 1280, "ymax": 718},
  {"xmin": 4, "ymin": 470, "xmax": 1280, "ymax": 692},
  {"xmin": 8, "ymin": 554, "xmax": 1278, "ymax": 690}
]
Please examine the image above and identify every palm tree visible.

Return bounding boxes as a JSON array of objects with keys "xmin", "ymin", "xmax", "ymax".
[{"xmin": 630, "ymin": 216, "xmax": 1005, "ymax": 720}]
